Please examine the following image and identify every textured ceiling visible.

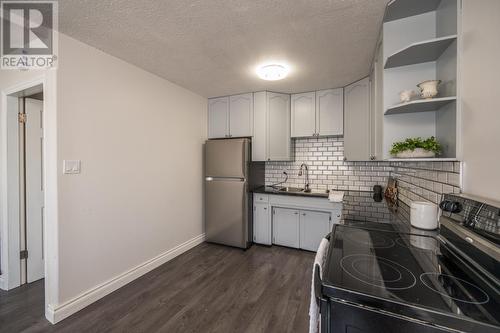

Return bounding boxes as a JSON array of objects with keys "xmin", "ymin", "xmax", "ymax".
[{"xmin": 58, "ymin": 0, "xmax": 389, "ymax": 97}]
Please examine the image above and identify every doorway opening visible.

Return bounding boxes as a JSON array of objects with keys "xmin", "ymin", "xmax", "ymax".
[{"xmin": 0, "ymin": 85, "xmax": 45, "ymax": 287}]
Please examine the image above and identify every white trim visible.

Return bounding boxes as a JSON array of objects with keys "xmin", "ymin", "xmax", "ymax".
[
  {"xmin": 0, "ymin": 94, "xmax": 20, "ymax": 290},
  {"xmin": 0, "ymin": 73, "xmax": 59, "ymax": 326},
  {"xmin": 0, "ymin": 275, "xmax": 5, "ymax": 290},
  {"xmin": 1, "ymin": 76, "xmax": 48, "ymax": 290},
  {"xmin": 48, "ymin": 233, "xmax": 206, "ymax": 324}
]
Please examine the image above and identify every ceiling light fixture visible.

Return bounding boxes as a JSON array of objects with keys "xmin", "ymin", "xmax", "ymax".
[{"xmin": 256, "ymin": 64, "xmax": 289, "ymax": 81}]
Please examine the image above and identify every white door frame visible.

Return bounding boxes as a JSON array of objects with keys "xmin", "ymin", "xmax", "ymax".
[{"xmin": 0, "ymin": 73, "xmax": 59, "ymax": 323}]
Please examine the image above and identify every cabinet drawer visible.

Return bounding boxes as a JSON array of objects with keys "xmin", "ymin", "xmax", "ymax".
[{"xmin": 254, "ymin": 193, "xmax": 269, "ymax": 203}]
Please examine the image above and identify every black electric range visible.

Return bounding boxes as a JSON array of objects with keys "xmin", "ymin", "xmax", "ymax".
[{"xmin": 317, "ymin": 194, "xmax": 500, "ymax": 333}]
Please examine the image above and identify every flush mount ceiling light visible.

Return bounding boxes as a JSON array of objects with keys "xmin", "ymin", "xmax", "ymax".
[{"xmin": 256, "ymin": 64, "xmax": 289, "ymax": 81}]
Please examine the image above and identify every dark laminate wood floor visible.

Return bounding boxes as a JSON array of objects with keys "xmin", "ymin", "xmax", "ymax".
[{"xmin": 0, "ymin": 243, "xmax": 315, "ymax": 333}]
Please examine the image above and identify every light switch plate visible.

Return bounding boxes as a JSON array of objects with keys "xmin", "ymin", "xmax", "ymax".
[{"xmin": 63, "ymin": 160, "xmax": 81, "ymax": 174}]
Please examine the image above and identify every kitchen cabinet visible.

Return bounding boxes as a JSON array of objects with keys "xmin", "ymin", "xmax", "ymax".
[
  {"xmin": 316, "ymin": 88, "xmax": 343, "ymax": 136},
  {"xmin": 208, "ymin": 97, "xmax": 229, "ymax": 139},
  {"xmin": 208, "ymin": 93, "xmax": 253, "ymax": 139},
  {"xmin": 299, "ymin": 210, "xmax": 331, "ymax": 252},
  {"xmin": 229, "ymin": 93, "xmax": 253, "ymax": 138},
  {"xmin": 344, "ymin": 77, "xmax": 372, "ymax": 161},
  {"xmin": 291, "ymin": 89, "xmax": 343, "ymax": 138},
  {"xmin": 253, "ymin": 203, "xmax": 271, "ymax": 245},
  {"xmin": 291, "ymin": 92, "xmax": 316, "ymax": 137},
  {"xmin": 257, "ymin": 194, "xmax": 341, "ymax": 251},
  {"xmin": 253, "ymin": 91, "xmax": 291, "ymax": 161},
  {"xmin": 272, "ymin": 207, "xmax": 300, "ymax": 248}
]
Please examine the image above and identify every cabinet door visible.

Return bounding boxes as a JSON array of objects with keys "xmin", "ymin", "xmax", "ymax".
[
  {"xmin": 253, "ymin": 203, "xmax": 271, "ymax": 245},
  {"xmin": 344, "ymin": 77, "xmax": 371, "ymax": 161},
  {"xmin": 252, "ymin": 92, "xmax": 267, "ymax": 161},
  {"xmin": 268, "ymin": 92, "xmax": 291, "ymax": 161},
  {"xmin": 291, "ymin": 92, "xmax": 316, "ymax": 137},
  {"xmin": 316, "ymin": 88, "xmax": 343, "ymax": 136},
  {"xmin": 229, "ymin": 93, "xmax": 253, "ymax": 138},
  {"xmin": 272, "ymin": 207, "xmax": 300, "ymax": 248},
  {"xmin": 208, "ymin": 97, "xmax": 229, "ymax": 139},
  {"xmin": 371, "ymin": 42, "xmax": 384, "ymax": 160},
  {"xmin": 299, "ymin": 211, "xmax": 331, "ymax": 252}
]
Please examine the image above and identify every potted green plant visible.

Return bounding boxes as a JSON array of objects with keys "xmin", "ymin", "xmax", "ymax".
[{"xmin": 390, "ymin": 137, "xmax": 441, "ymax": 158}]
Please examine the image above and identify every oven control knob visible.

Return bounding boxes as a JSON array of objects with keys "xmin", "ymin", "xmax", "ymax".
[{"xmin": 439, "ymin": 200, "xmax": 463, "ymax": 214}]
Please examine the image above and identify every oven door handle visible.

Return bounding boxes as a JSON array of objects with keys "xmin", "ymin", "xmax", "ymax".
[{"xmin": 314, "ymin": 264, "xmax": 323, "ymax": 307}]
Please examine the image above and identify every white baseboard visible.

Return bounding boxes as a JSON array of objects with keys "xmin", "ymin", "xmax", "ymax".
[{"xmin": 46, "ymin": 233, "xmax": 205, "ymax": 324}]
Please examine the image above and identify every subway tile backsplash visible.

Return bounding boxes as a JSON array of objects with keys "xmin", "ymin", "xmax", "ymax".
[{"xmin": 264, "ymin": 137, "xmax": 461, "ymax": 206}]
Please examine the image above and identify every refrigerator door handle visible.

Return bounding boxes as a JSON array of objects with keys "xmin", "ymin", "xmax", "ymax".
[{"xmin": 206, "ymin": 177, "xmax": 246, "ymax": 182}]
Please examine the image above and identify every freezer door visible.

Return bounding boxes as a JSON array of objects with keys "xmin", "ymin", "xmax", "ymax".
[
  {"xmin": 205, "ymin": 179, "xmax": 248, "ymax": 248},
  {"xmin": 205, "ymin": 139, "xmax": 248, "ymax": 178}
]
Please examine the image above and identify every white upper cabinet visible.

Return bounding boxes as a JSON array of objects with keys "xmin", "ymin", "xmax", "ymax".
[
  {"xmin": 344, "ymin": 77, "xmax": 371, "ymax": 161},
  {"xmin": 208, "ymin": 93, "xmax": 253, "ymax": 139},
  {"xmin": 316, "ymin": 88, "xmax": 344, "ymax": 136},
  {"xmin": 291, "ymin": 88, "xmax": 343, "ymax": 138},
  {"xmin": 291, "ymin": 92, "xmax": 316, "ymax": 137},
  {"xmin": 208, "ymin": 97, "xmax": 229, "ymax": 139},
  {"xmin": 253, "ymin": 91, "xmax": 291, "ymax": 161},
  {"xmin": 229, "ymin": 93, "xmax": 253, "ymax": 138},
  {"xmin": 268, "ymin": 92, "xmax": 291, "ymax": 161}
]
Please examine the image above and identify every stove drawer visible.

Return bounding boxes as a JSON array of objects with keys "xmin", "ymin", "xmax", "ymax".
[{"xmin": 323, "ymin": 299, "xmax": 453, "ymax": 333}]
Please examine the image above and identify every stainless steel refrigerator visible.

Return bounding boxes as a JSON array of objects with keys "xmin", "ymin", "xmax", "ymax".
[{"xmin": 205, "ymin": 138, "xmax": 264, "ymax": 249}]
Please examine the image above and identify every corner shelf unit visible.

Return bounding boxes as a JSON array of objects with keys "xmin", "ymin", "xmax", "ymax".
[
  {"xmin": 384, "ymin": 0, "xmax": 442, "ymax": 22},
  {"xmin": 381, "ymin": 0, "xmax": 460, "ymax": 160},
  {"xmin": 384, "ymin": 35, "xmax": 457, "ymax": 69},
  {"xmin": 385, "ymin": 96, "xmax": 456, "ymax": 115}
]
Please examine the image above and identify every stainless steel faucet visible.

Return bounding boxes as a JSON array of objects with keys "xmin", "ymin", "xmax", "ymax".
[{"xmin": 298, "ymin": 163, "xmax": 310, "ymax": 192}]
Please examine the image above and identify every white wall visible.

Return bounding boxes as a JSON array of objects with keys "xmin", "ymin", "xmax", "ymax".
[
  {"xmin": 1, "ymin": 33, "xmax": 207, "ymax": 321},
  {"xmin": 461, "ymin": 0, "xmax": 500, "ymax": 202},
  {"xmin": 56, "ymin": 35, "xmax": 207, "ymax": 305}
]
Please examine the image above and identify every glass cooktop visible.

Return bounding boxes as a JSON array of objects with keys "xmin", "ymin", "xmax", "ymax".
[{"xmin": 322, "ymin": 223, "xmax": 500, "ymax": 330}]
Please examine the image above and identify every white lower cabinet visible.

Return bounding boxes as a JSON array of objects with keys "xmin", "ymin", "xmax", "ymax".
[
  {"xmin": 272, "ymin": 207, "xmax": 300, "ymax": 248},
  {"xmin": 253, "ymin": 202, "xmax": 271, "ymax": 245},
  {"xmin": 253, "ymin": 193, "xmax": 342, "ymax": 251},
  {"xmin": 299, "ymin": 211, "xmax": 331, "ymax": 252}
]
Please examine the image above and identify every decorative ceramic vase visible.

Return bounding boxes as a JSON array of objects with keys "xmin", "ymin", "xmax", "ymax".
[
  {"xmin": 399, "ymin": 90, "xmax": 415, "ymax": 103},
  {"xmin": 417, "ymin": 80, "xmax": 441, "ymax": 99},
  {"xmin": 395, "ymin": 148, "xmax": 436, "ymax": 159}
]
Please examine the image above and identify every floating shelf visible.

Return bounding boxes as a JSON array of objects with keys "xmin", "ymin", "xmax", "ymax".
[
  {"xmin": 387, "ymin": 158, "xmax": 458, "ymax": 162},
  {"xmin": 383, "ymin": 0, "xmax": 442, "ymax": 22},
  {"xmin": 384, "ymin": 35, "xmax": 457, "ymax": 69},
  {"xmin": 384, "ymin": 96, "xmax": 456, "ymax": 115}
]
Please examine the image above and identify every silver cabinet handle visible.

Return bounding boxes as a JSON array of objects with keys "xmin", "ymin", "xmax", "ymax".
[{"xmin": 465, "ymin": 237, "xmax": 474, "ymax": 244}]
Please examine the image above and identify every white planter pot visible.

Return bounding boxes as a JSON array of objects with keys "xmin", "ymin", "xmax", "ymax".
[
  {"xmin": 417, "ymin": 80, "xmax": 441, "ymax": 99},
  {"xmin": 395, "ymin": 148, "xmax": 436, "ymax": 159}
]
